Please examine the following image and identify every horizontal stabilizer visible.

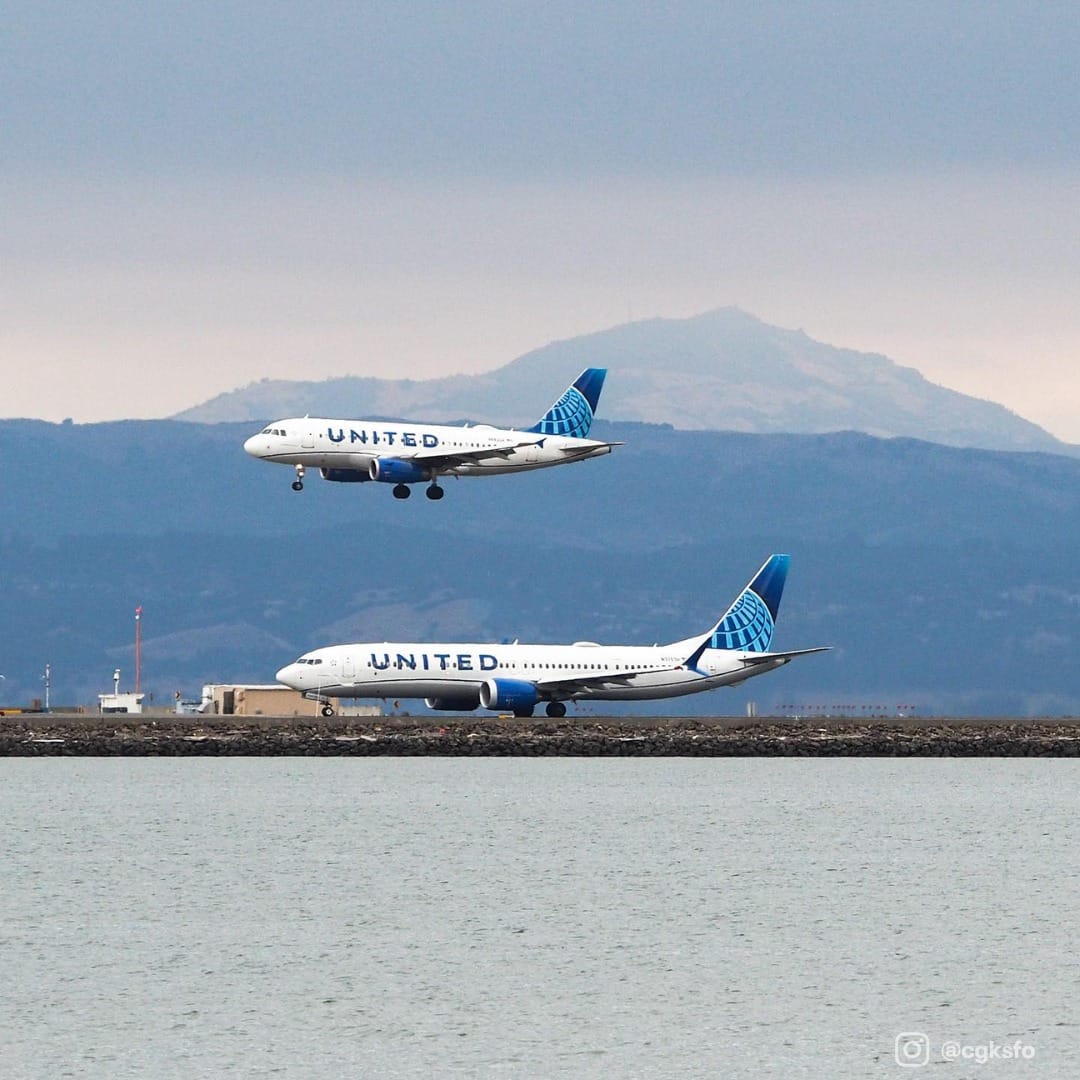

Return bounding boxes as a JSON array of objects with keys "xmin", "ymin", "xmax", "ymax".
[
  {"xmin": 738, "ymin": 646, "xmax": 831, "ymax": 667},
  {"xmin": 559, "ymin": 440, "xmax": 622, "ymax": 454}
]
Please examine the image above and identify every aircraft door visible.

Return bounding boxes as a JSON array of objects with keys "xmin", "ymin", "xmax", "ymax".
[{"xmin": 342, "ymin": 654, "xmax": 355, "ymax": 679}]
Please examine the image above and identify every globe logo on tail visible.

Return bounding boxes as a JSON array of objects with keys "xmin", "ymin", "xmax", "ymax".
[
  {"xmin": 710, "ymin": 589, "xmax": 775, "ymax": 652},
  {"xmin": 534, "ymin": 386, "xmax": 594, "ymax": 438}
]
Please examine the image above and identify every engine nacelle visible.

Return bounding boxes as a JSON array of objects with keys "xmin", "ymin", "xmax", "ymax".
[
  {"xmin": 424, "ymin": 694, "xmax": 481, "ymax": 712},
  {"xmin": 478, "ymin": 678, "xmax": 539, "ymax": 712},
  {"xmin": 320, "ymin": 468, "xmax": 370, "ymax": 483},
  {"xmin": 369, "ymin": 458, "xmax": 430, "ymax": 484}
]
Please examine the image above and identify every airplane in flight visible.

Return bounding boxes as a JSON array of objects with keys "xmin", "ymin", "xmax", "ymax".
[
  {"xmin": 243, "ymin": 368, "xmax": 616, "ymax": 500},
  {"xmin": 276, "ymin": 555, "xmax": 828, "ymax": 717}
]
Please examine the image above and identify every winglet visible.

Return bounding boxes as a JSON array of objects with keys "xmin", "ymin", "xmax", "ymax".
[{"xmin": 527, "ymin": 368, "xmax": 607, "ymax": 438}]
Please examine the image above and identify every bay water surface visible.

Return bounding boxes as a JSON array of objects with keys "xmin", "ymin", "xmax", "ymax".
[{"xmin": 1, "ymin": 759, "xmax": 1076, "ymax": 1078}]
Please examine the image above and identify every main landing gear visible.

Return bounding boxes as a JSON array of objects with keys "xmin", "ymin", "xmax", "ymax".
[
  {"xmin": 292, "ymin": 464, "xmax": 305, "ymax": 491},
  {"xmin": 392, "ymin": 482, "xmax": 444, "ymax": 500},
  {"xmin": 321, "ymin": 705, "xmax": 334, "ymax": 717},
  {"xmin": 545, "ymin": 702, "xmax": 567, "ymax": 718}
]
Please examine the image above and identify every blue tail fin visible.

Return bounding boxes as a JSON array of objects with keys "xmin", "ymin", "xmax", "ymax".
[
  {"xmin": 526, "ymin": 368, "xmax": 606, "ymax": 438},
  {"xmin": 706, "ymin": 554, "xmax": 790, "ymax": 653}
]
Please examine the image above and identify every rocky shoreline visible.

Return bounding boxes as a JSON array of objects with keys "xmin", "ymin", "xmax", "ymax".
[{"xmin": 2, "ymin": 714, "xmax": 1079, "ymax": 756}]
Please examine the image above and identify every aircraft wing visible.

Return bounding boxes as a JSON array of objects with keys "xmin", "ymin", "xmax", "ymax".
[
  {"xmin": 405, "ymin": 437, "xmax": 621, "ymax": 467},
  {"xmin": 532, "ymin": 665, "xmax": 673, "ymax": 694},
  {"xmin": 405, "ymin": 439, "xmax": 539, "ymax": 466}
]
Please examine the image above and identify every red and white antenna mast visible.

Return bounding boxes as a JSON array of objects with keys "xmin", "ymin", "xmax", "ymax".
[{"xmin": 135, "ymin": 606, "xmax": 143, "ymax": 695}]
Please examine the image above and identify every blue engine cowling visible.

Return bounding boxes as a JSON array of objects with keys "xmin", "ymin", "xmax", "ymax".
[
  {"xmin": 320, "ymin": 468, "xmax": 370, "ymax": 483},
  {"xmin": 368, "ymin": 458, "xmax": 430, "ymax": 484},
  {"xmin": 424, "ymin": 693, "xmax": 481, "ymax": 712},
  {"xmin": 479, "ymin": 678, "xmax": 539, "ymax": 712}
]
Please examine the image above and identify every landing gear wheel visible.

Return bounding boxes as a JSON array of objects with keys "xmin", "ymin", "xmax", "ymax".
[
  {"xmin": 392, "ymin": 484, "xmax": 411, "ymax": 500},
  {"xmin": 545, "ymin": 702, "xmax": 567, "ymax": 718},
  {"xmin": 513, "ymin": 707, "xmax": 534, "ymax": 718},
  {"xmin": 426, "ymin": 483, "xmax": 444, "ymax": 501},
  {"xmin": 291, "ymin": 480, "xmax": 304, "ymax": 491},
  {"xmin": 321, "ymin": 705, "xmax": 334, "ymax": 717}
]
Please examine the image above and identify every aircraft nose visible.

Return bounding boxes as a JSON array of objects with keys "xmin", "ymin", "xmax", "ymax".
[
  {"xmin": 243, "ymin": 435, "xmax": 262, "ymax": 457},
  {"xmin": 276, "ymin": 664, "xmax": 299, "ymax": 686}
]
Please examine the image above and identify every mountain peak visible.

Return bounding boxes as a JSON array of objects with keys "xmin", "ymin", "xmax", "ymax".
[{"xmin": 175, "ymin": 309, "xmax": 1067, "ymax": 454}]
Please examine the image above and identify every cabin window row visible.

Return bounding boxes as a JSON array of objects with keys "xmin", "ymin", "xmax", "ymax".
[{"xmin": 362, "ymin": 660, "xmax": 656, "ymax": 671}]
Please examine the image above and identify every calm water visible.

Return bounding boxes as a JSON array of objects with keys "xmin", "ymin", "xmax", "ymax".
[{"xmin": 1, "ymin": 759, "xmax": 1077, "ymax": 1079}]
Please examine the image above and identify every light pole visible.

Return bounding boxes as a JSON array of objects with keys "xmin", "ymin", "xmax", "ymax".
[{"xmin": 42, "ymin": 663, "xmax": 51, "ymax": 712}]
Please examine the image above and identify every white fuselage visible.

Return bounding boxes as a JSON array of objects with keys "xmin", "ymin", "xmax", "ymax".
[
  {"xmin": 275, "ymin": 640, "xmax": 790, "ymax": 705},
  {"xmin": 243, "ymin": 418, "xmax": 612, "ymax": 477}
]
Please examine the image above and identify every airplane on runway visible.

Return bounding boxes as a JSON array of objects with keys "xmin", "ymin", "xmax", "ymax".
[
  {"xmin": 243, "ymin": 368, "xmax": 616, "ymax": 500},
  {"xmin": 275, "ymin": 555, "xmax": 829, "ymax": 717}
]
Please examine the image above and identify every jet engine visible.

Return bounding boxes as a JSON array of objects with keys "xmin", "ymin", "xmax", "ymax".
[
  {"xmin": 320, "ymin": 468, "xmax": 370, "ymax": 483},
  {"xmin": 369, "ymin": 458, "xmax": 430, "ymax": 484},
  {"xmin": 478, "ymin": 678, "xmax": 539, "ymax": 712},
  {"xmin": 424, "ymin": 693, "xmax": 481, "ymax": 712}
]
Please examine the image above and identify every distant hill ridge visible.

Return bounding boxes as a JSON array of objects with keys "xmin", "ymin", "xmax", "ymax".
[
  {"xmin": 2, "ymin": 417, "xmax": 1078, "ymax": 715},
  {"xmin": 175, "ymin": 308, "xmax": 1071, "ymax": 454}
]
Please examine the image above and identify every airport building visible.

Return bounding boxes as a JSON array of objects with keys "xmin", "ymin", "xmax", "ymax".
[
  {"xmin": 201, "ymin": 684, "xmax": 322, "ymax": 716},
  {"xmin": 199, "ymin": 684, "xmax": 380, "ymax": 717}
]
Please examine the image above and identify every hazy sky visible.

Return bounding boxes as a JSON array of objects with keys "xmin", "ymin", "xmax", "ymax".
[{"xmin": 3, "ymin": 2, "xmax": 1079, "ymax": 440}]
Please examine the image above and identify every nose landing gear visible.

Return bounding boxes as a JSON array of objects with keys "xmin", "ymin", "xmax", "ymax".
[{"xmin": 292, "ymin": 465, "xmax": 305, "ymax": 491}]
